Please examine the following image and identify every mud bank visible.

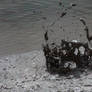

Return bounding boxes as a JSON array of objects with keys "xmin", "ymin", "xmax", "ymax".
[{"xmin": 0, "ymin": 50, "xmax": 92, "ymax": 92}]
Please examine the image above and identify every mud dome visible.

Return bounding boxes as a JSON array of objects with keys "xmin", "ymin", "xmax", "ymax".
[{"xmin": 0, "ymin": 50, "xmax": 92, "ymax": 92}]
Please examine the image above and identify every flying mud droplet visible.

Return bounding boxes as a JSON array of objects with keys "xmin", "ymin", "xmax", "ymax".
[
  {"xmin": 70, "ymin": 3, "xmax": 77, "ymax": 7},
  {"xmin": 60, "ymin": 12, "xmax": 67, "ymax": 18}
]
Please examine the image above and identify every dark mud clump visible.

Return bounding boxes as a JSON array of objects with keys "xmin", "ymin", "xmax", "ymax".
[{"xmin": 43, "ymin": 40, "xmax": 92, "ymax": 75}]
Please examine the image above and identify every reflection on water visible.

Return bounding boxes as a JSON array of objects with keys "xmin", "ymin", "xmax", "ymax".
[{"xmin": 0, "ymin": 0, "xmax": 92, "ymax": 56}]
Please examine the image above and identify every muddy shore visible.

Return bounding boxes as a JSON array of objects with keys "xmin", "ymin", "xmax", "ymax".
[{"xmin": 0, "ymin": 50, "xmax": 92, "ymax": 92}]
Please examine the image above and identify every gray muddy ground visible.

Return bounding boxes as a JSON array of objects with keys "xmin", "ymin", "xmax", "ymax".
[{"xmin": 0, "ymin": 50, "xmax": 92, "ymax": 92}]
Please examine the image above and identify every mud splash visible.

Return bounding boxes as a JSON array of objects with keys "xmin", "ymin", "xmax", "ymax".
[{"xmin": 42, "ymin": 3, "xmax": 92, "ymax": 75}]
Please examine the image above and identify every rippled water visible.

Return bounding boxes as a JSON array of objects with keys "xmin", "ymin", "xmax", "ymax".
[{"xmin": 0, "ymin": 0, "xmax": 92, "ymax": 56}]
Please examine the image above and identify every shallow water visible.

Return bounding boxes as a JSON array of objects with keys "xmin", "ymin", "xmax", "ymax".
[{"xmin": 0, "ymin": 0, "xmax": 92, "ymax": 56}]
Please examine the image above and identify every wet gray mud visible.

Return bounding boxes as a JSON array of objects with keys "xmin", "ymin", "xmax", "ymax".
[
  {"xmin": 0, "ymin": 50, "xmax": 92, "ymax": 92},
  {"xmin": 0, "ymin": 0, "xmax": 92, "ymax": 56}
]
